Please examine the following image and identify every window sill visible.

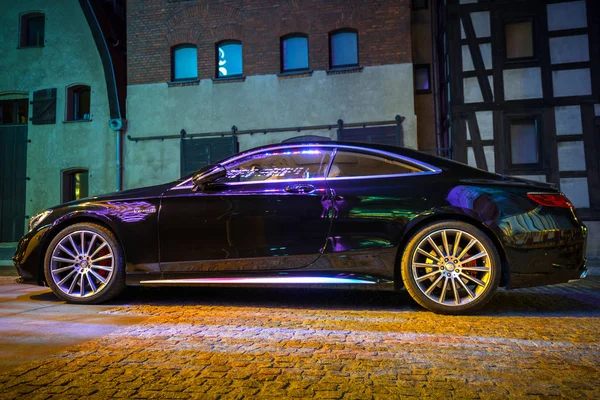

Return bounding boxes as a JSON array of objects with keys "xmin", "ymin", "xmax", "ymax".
[
  {"xmin": 277, "ymin": 70, "xmax": 313, "ymax": 79},
  {"xmin": 326, "ymin": 66, "xmax": 363, "ymax": 75},
  {"xmin": 212, "ymin": 76, "xmax": 246, "ymax": 84},
  {"xmin": 168, "ymin": 79, "xmax": 200, "ymax": 87},
  {"xmin": 63, "ymin": 119, "xmax": 93, "ymax": 123}
]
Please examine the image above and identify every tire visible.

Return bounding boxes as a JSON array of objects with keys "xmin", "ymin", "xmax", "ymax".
[
  {"xmin": 43, "ymin": 223, "xmax": 126, "ymax": 304},
  {"xmin": 400, "ymin": 220, "xmax": 501, "ymax": 315}
]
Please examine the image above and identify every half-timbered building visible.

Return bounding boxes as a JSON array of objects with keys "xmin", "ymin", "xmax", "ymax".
[{"xmin": 438, "ymin": 0, "xmax": 599, "ymax": 257}]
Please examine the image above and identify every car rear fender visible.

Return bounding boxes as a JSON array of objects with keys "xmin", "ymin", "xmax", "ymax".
[{"xmin": 393, "ymin": 212, "xmax": 510, "ymax": 290}]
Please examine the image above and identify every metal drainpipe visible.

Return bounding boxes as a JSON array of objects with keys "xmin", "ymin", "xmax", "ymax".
[
  {"xmin": 116, "ymin": 128, "xmax": 123, "ymax": 191},
  {"xmin": 85, "ymin": 0, "xmax": 123, "ymax": 191}
]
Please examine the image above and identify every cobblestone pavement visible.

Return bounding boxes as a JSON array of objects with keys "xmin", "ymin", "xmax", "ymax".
[{"xmin": 1, "ymin": 276, "xmax": 599, "ymax": 399}]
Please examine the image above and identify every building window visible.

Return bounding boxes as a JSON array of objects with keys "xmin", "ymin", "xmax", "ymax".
[
  {"xmin": 505, "ymin": 20, "xmax": 534, "ymax": 60},
  {"xmin": 414, "ymin": 64, "xmax": 431, "ymax": 94},
  {"xmin": 329, "ymin": 29, "xmax": 359, "ymax": 69},
  {"xmin": 217, "ymin": 41, "xmax": 243, "ymax": 78},
  {"xmin": 0, "ymin": 99, "xmax": 28, "ymax": 125},
  {"xmin": 20, "ymin": 12, "xmax": 45, "ymax": 47},
  {"xmin": 66, "ymin": 85, "xmax": 91, "ymax": 121},
  {"xmin": 281, "ymin": 34, "xmax": 309, "ymax": 73},
  {"xmin": 413, "ymin": 0, "xmax": 429, "ymax": 10},
  {"xmin": 172, "ymin": 45, "xmax": 198, "ymax": 81},
  {"xmin": 31, "ymin": 88, "xmax": 57, "ymax": 125},
  {"xmin": 509, "ymin": 118, "xmax": 539, "ymax": 166},
  {"xmin": 62, "ymin": 169, "xmax": 89, "ymax": 202}
]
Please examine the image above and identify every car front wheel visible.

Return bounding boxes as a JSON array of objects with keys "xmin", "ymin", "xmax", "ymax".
[
  {"xmin": 401, "ymin": 221, "xmax": 501, "ymax": 315},
  {"xmin": 43, "ymin": 223, "xmax": 125, "ymax": 304}
]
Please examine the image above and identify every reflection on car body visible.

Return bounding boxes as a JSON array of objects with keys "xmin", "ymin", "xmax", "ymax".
[{"xmin": 13, "ymin": 141, "xmax": 587, "ymax": 314}]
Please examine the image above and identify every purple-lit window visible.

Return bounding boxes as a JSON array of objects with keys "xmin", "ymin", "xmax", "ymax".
[
  {"xmin": 219, "ymin": 148, "xmax": 333, "ymax": 183},
  {"xmin": 414, "ymin": 65, "xmax": 431, "ymax": 94},
  {"xmin": 329, "ymin": 30, "xmax": 358, "ymax": 69},
  {"xmin": 281, "ymin": 35, "xmax": 309, "ymax": 72}
]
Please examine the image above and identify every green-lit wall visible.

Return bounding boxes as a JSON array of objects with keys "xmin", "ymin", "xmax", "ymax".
[{"xmin": 0, "ymin": 0, "xmax": 116, "ymax": 230}]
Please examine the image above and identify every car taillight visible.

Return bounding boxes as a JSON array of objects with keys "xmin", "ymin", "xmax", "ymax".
[{"xmin": 527, "ymin": 193, "xmax": 574, "ymax": 209}]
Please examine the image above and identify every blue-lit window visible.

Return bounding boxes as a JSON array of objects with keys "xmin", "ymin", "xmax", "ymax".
[
  {"xmin": 330, "ymin": 29, "xmax": 359, "ymax": 68},
  {"xmin": 281, "ymin": 34, "xmax": 309, "ymax": 72},
  {"xmin": 172, "ymin": 45, "xmax": 198, "ymax": 81},
  {"xmin": 217, "ymin": 41, "xmax": 243, "ymax": 77}
]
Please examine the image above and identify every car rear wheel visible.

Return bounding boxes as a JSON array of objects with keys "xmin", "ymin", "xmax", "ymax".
[
  {"xmin": 43, "ymin": 223, "xmax": 125, "ymax": 304},
  {"xmin": 401, "ymin": 221, "xmax": 501, "ymax": 315}
]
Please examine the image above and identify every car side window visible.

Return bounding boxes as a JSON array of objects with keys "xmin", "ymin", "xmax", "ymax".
[
  {"xmin": 328, "ymin": 150, "xmax": 423, "ymax": 178},
  {"xmin": 218, "ymin": 148, "xmax": 333, "ymax": 183}
]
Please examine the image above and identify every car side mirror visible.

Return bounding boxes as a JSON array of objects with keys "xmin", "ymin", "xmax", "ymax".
[{"xmin": 192, "ymin": 166, "xmax": 227, "ymax": 192}]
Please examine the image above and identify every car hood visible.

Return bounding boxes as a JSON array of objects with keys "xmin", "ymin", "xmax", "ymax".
[{"xmin": 55, "ymin": 181, "xmax": 175, "ymax": 208}]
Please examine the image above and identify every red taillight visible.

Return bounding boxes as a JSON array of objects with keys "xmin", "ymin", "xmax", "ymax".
[{"xmin": 527, "ymin": 193, "xmax": 574, "ymax": 209}]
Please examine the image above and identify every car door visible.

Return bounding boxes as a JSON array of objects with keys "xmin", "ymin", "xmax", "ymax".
[
  {"xmin": 321, "ymin": 148, "xmax": 439, "ymax": 270},
  {"xmin": 158, "ymin": 146, "xmax": 334, "ymax": 273}
]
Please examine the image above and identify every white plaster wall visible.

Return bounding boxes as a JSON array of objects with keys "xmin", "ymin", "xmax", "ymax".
[
  {"xmin": 557, "ymin": 142, "xmax": 587, "ymax": 171},
  {"xmin": 476, "ymin": 111, "xmax": 494, "ymax": 140},
  {"xmin": 503, "ymin": 68, "xmax": 543, "ymax": 100},
  {"xmin": 555, "ymin": 106, "xmax": 583, "ymax": 135},
  {"xmin": 125, "ymin": 64, "xmax": 417, "ymax": 189},
  {"xmin": 470, "ymin": 12, "xmax": 490, "ymax": 38},
  {"xmin": 560, "ymin": 178, "xmax": 590, "ymax": 208},
  {"xmin": 553, "ymin": 69, "xmax": 592, "ymax": 97},
  {"xmin": 461, "ymin": 44, "xmax": 492, "ymax": 71},
  {"xmin": 547, "ymin": 1, "xmax": 587, "ymax": 31},
  {"xmin": 463, "ymin": 76, "xmax": 494, "ymax": 103},
  {"xmin": 0, "ymin": 0, "xmax": 115, "ymax": 225},
  {"xmin": 585, "ymin": 221, "xmax": 600, "ymax": 260},
  {"xmin": 550, "ymin": 35, "xmax": 589, "ymax": 65}
]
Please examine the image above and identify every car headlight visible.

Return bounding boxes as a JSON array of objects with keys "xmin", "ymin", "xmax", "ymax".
[{"xmin": 28, "ymin": 210, "xmax": 53, "ymax": 232}]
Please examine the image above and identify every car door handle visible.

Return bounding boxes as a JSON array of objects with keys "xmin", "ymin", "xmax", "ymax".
[{"xmin": 285, "ymin": 184, "xmax": 315, "ymax": 194}]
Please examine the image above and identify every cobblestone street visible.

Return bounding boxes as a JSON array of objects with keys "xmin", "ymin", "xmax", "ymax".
[{"xmin": 1, "ymin": 276, "xmax": 599, "ymax": 399}]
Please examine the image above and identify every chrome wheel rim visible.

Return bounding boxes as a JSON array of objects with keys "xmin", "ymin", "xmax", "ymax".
[
  {"xmin": 50, "ymin": 230, "xmax": 114, "ymax": 298},
  {"xmin": 411, "ymin": 229, "xmax": 491, "ymax": 307}
]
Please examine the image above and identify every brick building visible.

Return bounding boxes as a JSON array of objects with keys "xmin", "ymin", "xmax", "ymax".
[{"xmin": 124, "ymin": 0, "xmax": 420, "ymax": 188}]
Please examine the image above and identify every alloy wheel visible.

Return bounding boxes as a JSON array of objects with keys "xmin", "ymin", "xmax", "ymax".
[
  {"xmin": 411, "ymin": 229, "xmax": 492, "ymax": 306},
  {"xmin": 49, "ymin": 230, "xmax": 115, "ymax": 298}
]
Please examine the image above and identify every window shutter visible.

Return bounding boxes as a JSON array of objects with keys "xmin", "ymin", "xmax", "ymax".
[
  {"xmin": 30, "ymin": 88, "xmax": 56, "ymax": 125},
  {"xmin": 180, "ymin": 136, "xmax": 239, "ymax": 177}
]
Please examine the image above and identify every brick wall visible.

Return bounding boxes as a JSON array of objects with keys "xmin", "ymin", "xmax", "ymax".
[{"xmin": 127, "ymin": 0, "xmax": 412, "ymax": 85}]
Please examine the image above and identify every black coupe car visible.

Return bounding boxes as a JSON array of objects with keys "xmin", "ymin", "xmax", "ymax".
[{"xmin": 13, "ymin": 142, "xmax": 587, "ymax": 314}]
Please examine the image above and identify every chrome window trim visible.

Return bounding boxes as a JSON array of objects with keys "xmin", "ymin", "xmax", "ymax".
[
  {"xmin": 326, "ymin": 171, "xmax": 440, "ymax": 181},
  {"xmin": 170, "ymin": 144, "xmax": 441, "ymax": 191}
]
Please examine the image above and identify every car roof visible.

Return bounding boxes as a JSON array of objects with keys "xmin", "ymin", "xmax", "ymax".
[{"xmin": 229, "ymin": 140, "xmax": 481, "ymax": 175}]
